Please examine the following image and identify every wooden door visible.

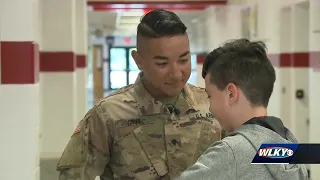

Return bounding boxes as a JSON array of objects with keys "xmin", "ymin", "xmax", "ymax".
[{"xmin": 92, "ymin": 45, "xmax": 104, "ymax": 104}]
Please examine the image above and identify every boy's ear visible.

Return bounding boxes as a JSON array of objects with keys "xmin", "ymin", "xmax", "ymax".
[{"xmin": 226, "ymin": 83, "xmax": 238, "ymax": 104}]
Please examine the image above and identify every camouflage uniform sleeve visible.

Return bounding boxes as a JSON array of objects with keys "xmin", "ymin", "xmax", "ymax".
[
  {"xmin": 56, "ymin": 106, "xmax": 112, "ymax": 180},
  {"xmin": 221, "ymin": 129, "xmax": 227, "ymax": 139}
]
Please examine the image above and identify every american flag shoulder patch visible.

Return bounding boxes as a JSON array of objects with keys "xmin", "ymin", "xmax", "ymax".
[{"xmin": 72, "ymin": 125, "xmax": 81, "ymax": 136}]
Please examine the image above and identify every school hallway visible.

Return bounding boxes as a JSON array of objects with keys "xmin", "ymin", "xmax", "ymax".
[{"xmin": 1, "ymin": 0, "xmax": 320, "ymax": 179}]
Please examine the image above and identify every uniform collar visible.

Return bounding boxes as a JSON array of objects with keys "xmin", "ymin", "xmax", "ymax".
[{"xmin": 133, "ymin": 72, "xmax": 197, "ymax": 115}]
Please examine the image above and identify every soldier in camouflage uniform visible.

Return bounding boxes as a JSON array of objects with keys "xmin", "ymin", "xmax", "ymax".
[{"xmin": 57, "ymin": 9, "xmax": 221, "ymax": 180}]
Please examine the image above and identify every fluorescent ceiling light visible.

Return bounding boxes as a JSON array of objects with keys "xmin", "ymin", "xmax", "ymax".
[
  {"xmin": 113, "ymin": 28, "xmax": 137, "ymax": 34},
  {"xmin": 113, "ymin": 31, "xmax": 136, "ymax": 36},
  {"xmin": 121, "ymin": 11, "xmax": 144, "ymax": 17},
  {"xmin": 119, "ymin": 19, "xmax": 140, "ymax": 24},
  {"xmin": 110, "ymin": 4, "xmax": 146, "ymax": 9},
  {"xmin": 114, "ymin": 29, "xmax": 136, "ymax": 33},
  {"xmin": 191, "ymin": 18, "xmax": 198, "ymax": 23},
  {"xmin": 117, "ymin": 24, "xmax": 137, "ymax": 30}
]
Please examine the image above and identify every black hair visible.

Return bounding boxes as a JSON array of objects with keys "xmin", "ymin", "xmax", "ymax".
[
  {"xmin": 137, "ymin": 9, "xmax": 187, "ymax": 38},
  {"xmin": 203, "ymin": 38, "xmax": 276, "ymax": 107}
]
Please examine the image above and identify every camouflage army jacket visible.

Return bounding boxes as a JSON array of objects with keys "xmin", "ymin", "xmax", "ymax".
[{"xmin": 57, "ymin": 75, "xmax": 221, "ymax": 180}]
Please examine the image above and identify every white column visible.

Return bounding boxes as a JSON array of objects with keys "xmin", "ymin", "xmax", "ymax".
[
  {"xmin": 196, "ymin": 5, "xmax": 230, "ymax": 88},
  {"xmin": 204, "ymin": 6, "xmax": 216, "ymax": 52},
  {"xmin": 0, "ymin": 0, "xmax": 40, "ymax": 179},
  {"xmin": 204, "ymin": 6, "xmax": 229, "ymax": 49},
  {"xmin": 75, "ymin": 0, "xmax": 88, "ymax": 125},
  {"xmin": 214, "ymin": 6, "xmax": 228, "ymax": 46},
  {"xmin": 226, "ymin": 5, "xmax": 242, "ymax": 39},
  {"xmin": 279, "ymin": 5, "xmax": 295, "ymax": 131},
  {"xmin": 291, "ymin": 2, "xmax": 310, "ymax": 143},
  {"xmin": 195, "ymin": 14, "xmax": 206, "ymax": 53},
  {"xmin": 255, "ymin": 0, "xmax": 284, "ymax": 119},
  {"xmin": 40, "ymin": 0, "xmax": 77, "ymax": 159},
  {"xmin": 195, "ymin": 11, "xmax": 207, "ymax": 88},
  {"xmin": 309, "ymin": 0, "xmax": 320, "ymax": 179}
]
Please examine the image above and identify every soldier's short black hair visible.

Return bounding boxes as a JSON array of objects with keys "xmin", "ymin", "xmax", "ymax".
[
  {"xmin": 203, "ymin": 38, "xmax": 276, "ymax": 107},
  {"xmin": 137, "ymin": 9, "xmax": 187, "ymax": 38}
]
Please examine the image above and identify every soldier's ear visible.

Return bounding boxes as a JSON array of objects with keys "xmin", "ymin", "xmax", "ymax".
[{"xmin": 131, "ymin": 50, "xmax": 143, "ymax": 70}]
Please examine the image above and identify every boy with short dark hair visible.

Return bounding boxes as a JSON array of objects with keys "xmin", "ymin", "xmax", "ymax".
[{"xmin": 177, "ymin": 39, "xmax": 308, "ymax": 180}]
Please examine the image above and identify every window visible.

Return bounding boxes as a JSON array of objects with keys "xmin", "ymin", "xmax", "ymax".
[{"xmin": 187, "ymin": 54, "xmax": 197, "ymax": 85}]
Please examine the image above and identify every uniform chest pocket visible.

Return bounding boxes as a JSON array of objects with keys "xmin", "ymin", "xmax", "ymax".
[
  {"xmin": 188, "ymin": 111, "xmax": 221, "ymax": 157},
  {"xmin": 112, "ymin": 115, "xmax": 169, "ymax": 179},
  {"xmin": 164, "ymin": 111, "xmax": 221, "ymax": 178}
]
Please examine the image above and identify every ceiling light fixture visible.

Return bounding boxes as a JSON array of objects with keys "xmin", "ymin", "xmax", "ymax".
[
  {"xmin": 121, "ymin": 11, "xmax": 144, "ymax": 17},
  {"xmin": 119, "ymin": 19, "xmax": 140, "ymax": 24}
]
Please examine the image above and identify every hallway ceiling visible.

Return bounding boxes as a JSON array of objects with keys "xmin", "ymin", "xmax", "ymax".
[
  {"xmin": 88, "ymin": 10, "xmax": 203, "ymax": 36},
  {"xmin": 87, "ymin": 0, "xmax": 226, "ymax": 3},
  {"xmin": 87, "ymin": 0, "xmax": 227, "ymax": 37}
]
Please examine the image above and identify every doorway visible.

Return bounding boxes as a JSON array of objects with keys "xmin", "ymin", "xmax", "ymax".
[{"xmin": 108, "ymin": 47, "xmax": 140, "ymax": 90}]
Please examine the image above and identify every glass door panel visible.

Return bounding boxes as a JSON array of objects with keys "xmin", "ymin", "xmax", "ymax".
[
  {"xmin": 110, "ymin": 47, "xmax": 127, "ymax": 89},
  {"xmin": 110, "ymin": 71, "xmax": 128, "ymax": 89},
  {"xmin": 187, "ymin": 54, "xmax": 197, "ymax": 85},
  {"xmin": 191, "ymin": 54, "xmax": 197, "ymax": 70},
  {"xmin": 129, "ymin": 71, "xmax": 140, "ymax": 84},
  {"xmin": 188, "ymin": 71, "xmax": 197, "ymax": 85},
  {"xmin": 110, "ymin": 48, "xmax": 127, "ymax": 70}
]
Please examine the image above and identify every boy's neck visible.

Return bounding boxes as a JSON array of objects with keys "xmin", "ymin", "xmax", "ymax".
[
  {"xmin": 248, "ymin": 107, "xmax": 267, "ymax": 119},
  {"xmin": 232, "ymin": 106, "xmax": 268, "ymax": 130}
]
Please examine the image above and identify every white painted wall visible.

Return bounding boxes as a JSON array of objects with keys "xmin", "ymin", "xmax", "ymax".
[
  {"xmin": 291, "ymin": 1, "xmax": 310, "ymax": 143},
  {"xmin": 280, "ymin": 6, "xmax": 294, "ymax": 131}
]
